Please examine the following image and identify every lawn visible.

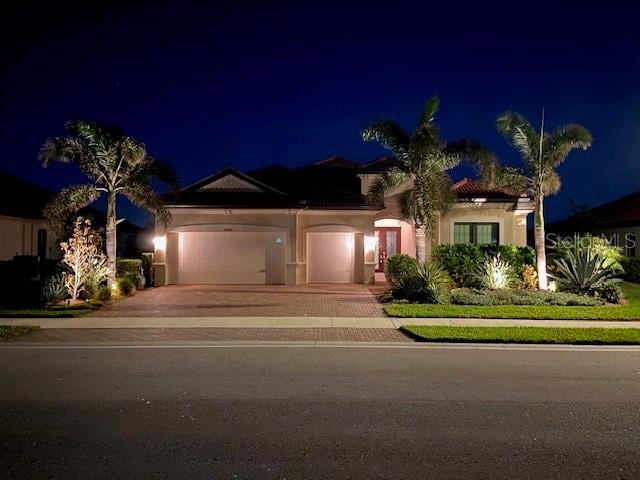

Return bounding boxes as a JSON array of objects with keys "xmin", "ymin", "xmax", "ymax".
[
  {"xmin": 0, "ymin": 325, "xmax": 41, "ymax": 340},
  {"xmin": 401, "ymin": 325, "xmax": 640, "ymax": 344},
  {"xmin": 386, "ymin": 282, "xmax": 640, "ymax": 320},
  {"xmin": 0, "ymin": 306, "xmax": 94, "ymax": 318}
]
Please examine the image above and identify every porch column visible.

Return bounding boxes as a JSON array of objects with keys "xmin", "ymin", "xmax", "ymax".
[{"xmin": 415, "ymin": 227, "xmax": 427, "ymax": 261}]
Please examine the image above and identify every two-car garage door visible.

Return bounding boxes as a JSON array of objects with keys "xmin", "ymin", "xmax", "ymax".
[
  {"xmin": 177, "ymin": 231, "xmax": 285, "ymax": 284},
  {"xmin": 176, "ymin": 231, "xmax": 356, "ymax": 284}
]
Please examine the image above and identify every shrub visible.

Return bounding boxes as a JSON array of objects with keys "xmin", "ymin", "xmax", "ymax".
[
  {"xmin": 97, "ymin": 285, "xmax": 112, "ymax": 302},
  {"xmin": 116, "ymin": 277, "xmax": 136, "ymax": 296},
  {"xmin": 385, "ymin": 254, "xmax": 418, "ymax": 291},
  {"xmin": 551, "ymin": 245, "xmax": 622, "ymax": 294},
  {"xmin": 141, "ymin": 252, "xmax": 154, "ymax": 287},
  {"xmin": 589, "ymin": 283, "xmax": 623, "ymax": 304},
  {"xmin": 521, "ymin": 264, "xmax": 538, "ymax": 290},
  {"xmin": 621, "ymin": 257, "xmax": 640, "ymax": 283},
  {"xmin": 477, "ymin": 254, "xmax": 517, "ymax": 290},
  {"xmin": 451, "ymin": 288, "xmax": 602, "ymax": 306},
  {"xmin": 59, "ymin": 217, "xmax": 108, "ymax": 301},
  {"xmin": 391, "ymin": 261, "xmax": 451, "ymax": 304},
  {"xmin": 41, "ymin": 274, "xmax": 68, "ymax": 305},
  {"xmin": 432, "ymin": 244, "xmax": 535, "ymax": 287},
  {"xmin": 551, "ymin": 234, "xmax": 622, "ymax": 270},
  {"xmin": 116, "ymin": 258, "xmax": 145, "ymax": 289}
]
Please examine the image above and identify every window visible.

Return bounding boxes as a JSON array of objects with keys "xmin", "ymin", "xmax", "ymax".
[
  {"xmin": 37, "ymin": 229, "xmax": 47, "ymax": 260},
  {"xmin": 453, "ymin": 222, "xmax": 499, "ymax": 245}
]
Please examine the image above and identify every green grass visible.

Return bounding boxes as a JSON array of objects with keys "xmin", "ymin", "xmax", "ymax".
[
  {"xmin": 385, "ymin": 282, "xmax": 640, "ymax": 320},
  {"xmin": 0, "ymin": 306, "xmax": 93, "ymax": 318},
  {"xmin": 401, "ymin": 325, "xmax": 640, "ymax": 344},
  {"xmin": 0, "ymin": 325, "xmax": 41, "ymax": 340}
]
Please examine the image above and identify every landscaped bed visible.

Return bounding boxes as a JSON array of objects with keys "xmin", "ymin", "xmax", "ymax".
[
  {"xmin": 401, "ymin": 325, "xmax": 640, "ymax": 344},
  {"xmin": 0, "ymin": 325, "xmax": 41, "ymax": 340},
  {"xmin": 386, "ymin": 282, "xmax": 640, "ymax": 320},
  {"xmin": 0, "ymin": 306, "xmax": 94, "ymax": 318}
]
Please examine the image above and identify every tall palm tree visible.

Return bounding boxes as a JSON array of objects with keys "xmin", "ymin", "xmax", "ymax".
[
  {"xmin": 496, "ymin": 111, "xmax": 592, "ymax": 290},
  {"xmin": 362, "ymin": 96, "xmax": 498, "ymax": 260},
  {"xmin": 40, "ymin": 121, "xmax": 178, "ymax": 288}
]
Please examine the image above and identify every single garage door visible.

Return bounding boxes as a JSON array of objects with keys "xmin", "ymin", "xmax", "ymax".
[
  {"xmin": 178, "ymin": 231, "xmax": 285, "ymax": 284},
  {"xmin": 307, "ymin": 232, "xmax": 355, "ymax": 283}
]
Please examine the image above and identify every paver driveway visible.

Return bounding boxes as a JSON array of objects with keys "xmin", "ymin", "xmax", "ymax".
[{"xmin": 93, "ymin": 284, "xmax": 386, "ymax": 318}]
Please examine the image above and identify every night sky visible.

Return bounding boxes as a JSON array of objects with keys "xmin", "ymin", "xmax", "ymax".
[{"xmin": 1, "ymin": 1, "xmax": 639, "ymax": 226}]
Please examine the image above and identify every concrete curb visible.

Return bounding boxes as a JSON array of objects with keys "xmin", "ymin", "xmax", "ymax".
[{"xmin": 3, "ymin": 316, "xmax": 640, "ymax": 329}]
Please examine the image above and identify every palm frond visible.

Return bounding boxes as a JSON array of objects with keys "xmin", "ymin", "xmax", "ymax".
[
  {"xmin": 444, "ymin": 140, "xmax": 499, "ymax": 183},
  {"xmin": 418, "ymin": 96, "xmax": 440, "ymax": 127},
  {"xmin": 544, "ymin": 124, "xmax": 593, "ymax": 167},
  {"xmin": 122, "ymin": 184, "xmax": 171, "ymax": 226},
  {"xmin": 367, "ymin": 167, "xmax": 408, "ymax": 204},
  {"xmin": 361, "ymin": 120, "xmax": 410, "ymax": 162},
  {"xmin": 541, "ymin": 170, "xmax": 562, "ymax": 195},
  {"xmin": 495, "ymin": 166, "xmax": 530, "ymax": 194},
  {"xmin": 43, "ymin": 184, "xmax": 101, "ymax": 233},
  {"xmin": 496, "ymin": 112, "xmax": 539, "ymax": 166}
]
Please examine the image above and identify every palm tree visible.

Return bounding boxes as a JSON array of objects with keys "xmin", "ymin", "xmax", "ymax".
[
  {"xmin": 40, "ymin": 121, "xmax": 178, "ymax": 288},
  {"xmin": 362, "ymin": 96, "xmax": 498, "ymax": 260},
  {"xmin": 496, "ymin": 111, "xmax": 592, "ymax": 290}
]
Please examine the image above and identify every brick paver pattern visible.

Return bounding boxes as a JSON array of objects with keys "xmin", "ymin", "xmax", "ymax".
[
  {"xmin": 93, "ymin": 284, "xmax": 386, "ymax": 318},
  {"xmin": 9, "ymin": 328, "xmax": 410, "ymax": 344}
]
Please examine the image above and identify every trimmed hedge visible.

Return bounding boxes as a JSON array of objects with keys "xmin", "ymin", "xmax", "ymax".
[
  {"xmin": 431, "ymin": 244, "xmax": 535, "ymax": 287},
  {"xmin": 621, "ymin": 257, "xmax": 640, "ymax": 283},
  {"xmin": 450, "ymin": 288, "xmax": 602, "ymax": 306},
  {"xmin": 116, "ymin": 258, "xmax": 144, "ymax": 289}
]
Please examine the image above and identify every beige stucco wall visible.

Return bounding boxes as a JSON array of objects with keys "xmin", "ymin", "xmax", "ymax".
[
  {"xmin": 0, "ymin": 215, "xmax": 59, "ymax": 261},
  {"xmin": 439, "ymin": 203, "xmax": 529, "ymax": 246}
]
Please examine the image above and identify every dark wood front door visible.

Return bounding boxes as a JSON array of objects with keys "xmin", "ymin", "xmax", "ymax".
[{"xmin": 375, "ymin": 227, "xmax": 401, "ymax": 272}]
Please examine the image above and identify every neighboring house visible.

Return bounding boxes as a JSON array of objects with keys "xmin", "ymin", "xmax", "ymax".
[
  {"xmin": 547, "ymin": 191, "xmax": 640, "ymax": 257},
  {"xmin": 154, "ymin": 156, "xmax": 533, "ymax": 285},
  {"xmin": 0, "ymin": 170, "xmax": 149, "ymax": 262},
  {"xmin": 0, "ymin": 171, "xmax": 59, "ymax": 261}
]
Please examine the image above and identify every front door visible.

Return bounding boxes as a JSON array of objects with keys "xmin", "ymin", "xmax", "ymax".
[{"xmin": 375, "ymin": 227, "xmax": 401, "ymax": 272}]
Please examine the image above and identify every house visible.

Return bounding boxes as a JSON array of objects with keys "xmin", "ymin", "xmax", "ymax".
[
  {"xmin": 0, "ymin": 170, "xmax": 150, "ymax": 262},
  {"xmin": 547, "ymin": 191, "xmax": 640, "ymax": 257},
  {"xmin": 153, "ymin": 156, "xmax": 533, "ymax": 285},
  {"xmin": 0, "ymin": 171, "xmax": 60, "ymax": 261}
]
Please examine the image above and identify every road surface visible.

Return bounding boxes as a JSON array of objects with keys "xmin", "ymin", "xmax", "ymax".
[{"xmin": 1, "ymin": 343, "xmax": 639, "ymax": 479}]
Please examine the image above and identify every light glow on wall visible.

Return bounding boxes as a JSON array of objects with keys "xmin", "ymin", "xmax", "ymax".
[
  {"xmin": 153, "ymin": 235, "xmax": 167, "ymax": 251},
  {"xmin": 364, "ymin": 234, "xmax": 377, "ymax": 254}
]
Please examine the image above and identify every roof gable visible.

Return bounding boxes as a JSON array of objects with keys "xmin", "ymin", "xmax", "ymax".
[
  {"xmin": 182, "ymin": 167, "xmax": 285, "ymax": 195},
  {"xmin": 198, "ymin": 173, "xmax": 265, "ymax": 192}
]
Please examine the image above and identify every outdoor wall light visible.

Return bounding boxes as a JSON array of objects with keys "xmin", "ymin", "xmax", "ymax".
[
  {"xmin": 153, "ymin": 235, "xmax": 167, "ymax": 251},
  {"xmin": 364, "ymin": 234, "xmax": 377, "ymax": 254}
]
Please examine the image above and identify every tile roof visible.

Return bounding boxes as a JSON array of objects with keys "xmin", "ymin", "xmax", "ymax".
[
  {"xmin": 0, "ymin": 170, "xmax": 53, "ymax": 219},
  {"xmin": 550, "ymin": 191, "xmax": 640, "ymax": 230},
  {"xmin": 452, "ymin": 178, "xmax": 521, "ymax": 200}
]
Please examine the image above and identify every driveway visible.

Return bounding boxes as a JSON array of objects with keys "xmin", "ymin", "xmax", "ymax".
[{"xmin": 93, "ymin": 284, "xmax": 386, "ymax": 317}]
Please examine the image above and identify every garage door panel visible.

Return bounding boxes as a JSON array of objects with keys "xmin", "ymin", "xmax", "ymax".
[
  {"xmin": 307, "ymin": 232, "xmax": 355, "ymax": 283},
  {"xmin": 178, "ymin": 231, "xmax": 278, "ymax": 284}
]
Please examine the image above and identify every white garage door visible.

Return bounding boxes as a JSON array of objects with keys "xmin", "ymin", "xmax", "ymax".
[
  {"xmin": 307, "ymin": 232, "xmax": 355, "ymax": 283},
  {"xmin": 178, "ymin": 231, "xmax": 285, "ymax": 284}
]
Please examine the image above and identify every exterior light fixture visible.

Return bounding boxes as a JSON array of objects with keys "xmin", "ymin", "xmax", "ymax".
[
  {"xmin": 153, "ymin": 235, "xmax": 167, "ymax": 251},
  {"xmin": 364, "ymin": 234, "xmax": 377, "ymax": 254}
]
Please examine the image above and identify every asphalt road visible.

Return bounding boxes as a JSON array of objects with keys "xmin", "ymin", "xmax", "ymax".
[{"xmin": 1, "ymin": 344, "xmax": 639, "ymax": 479}]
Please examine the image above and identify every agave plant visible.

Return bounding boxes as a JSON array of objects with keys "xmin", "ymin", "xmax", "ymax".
[
  {"xmin": 551, "ymin": 246, "xmax": 622, "ymax": 294},
  {"xmin": 41, "ymin": 274, "xmax": 69, "ymax": 305},
  {"xmin": 477, "ymin": 254, "xmax": 516, "ymax": 290},
  {"xmin": 413, "ymin": 261, "xmax": 452, "ymax": 304}
]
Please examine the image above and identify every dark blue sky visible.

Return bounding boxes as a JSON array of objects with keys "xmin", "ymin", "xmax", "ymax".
[{"xmin": 1, "ymin": 1, "xmax": 639, "ymax": 226}]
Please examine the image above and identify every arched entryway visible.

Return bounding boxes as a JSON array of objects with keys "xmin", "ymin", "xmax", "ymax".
[{"xmin": 374, "ymin": 218, "xmax": 416, "ymax": 282}]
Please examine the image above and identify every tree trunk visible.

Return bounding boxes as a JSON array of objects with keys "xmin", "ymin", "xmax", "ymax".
[
  {"xmin": 534, "ymin": 193, "xmax": 548, "ymax": 290},
  {"xmin": 415, "ymin": 225, "xmax": 427, "ymax": 262},
  {"xmin": 106, "ymin": 192, "xmax": 117, "ymax": 289}
]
